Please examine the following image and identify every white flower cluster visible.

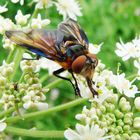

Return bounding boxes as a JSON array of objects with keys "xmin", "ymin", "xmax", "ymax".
[
  {"xmin": 0, "ymin": 59, "xmax": 49, "ymax": 112},
  {"xmin": 20, "ymin": 59, "xmax": 49, "ymax": 110},
  {"xmin": 116, "ymin": 37, "xmax": 140, "ymax": 78},
  {"xmin": 33, "ymin": 0, "xmax": 82, "ymax": 20},
  {"xmin": 65, "ymin": 92, "xmax": 140, "ymax": 140},
  {"xmin": 115, "ymin": 37, "xmax": 140, "ymax": 61},
  {"xmin": 65, "ymin": 123, "xmax": 112, "ymax": 140},
  {"xmin": 65, "ymin": 59, "xmax": 140, "ymax": 139},
  {"xmin": 77, "ymin": 62, "xmax": 139, "ymax": 100},
  {"xmin": 0, "ymin": 16, "xmax": 15, "ymax": 35},
  {"xmin": 0, "ymin": 61, "xmax": 16, "ymax": 110}
]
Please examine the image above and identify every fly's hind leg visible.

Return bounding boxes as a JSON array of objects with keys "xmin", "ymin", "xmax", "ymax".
[
  {"xmin": 69, "ymin": 70, "xmax": 81, "ymax": 97},
  {"xmin": 53, "ymin": 68, "xmax": 80, "ymax": 96}
]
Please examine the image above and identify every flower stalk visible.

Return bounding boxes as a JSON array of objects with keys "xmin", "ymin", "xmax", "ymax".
[
  {"xmin": 6, "ymin": 98, "xmax": 87, "ymax": 123},
  {"xmin": 5, "ymin": 126, "xmax": 64, "ymax": 138}
]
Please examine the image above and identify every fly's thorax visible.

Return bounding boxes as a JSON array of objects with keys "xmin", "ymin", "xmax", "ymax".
[
  {"xmin": 65, "ymin": 44, "xmax": 87, "ymax": 61},
  {"xmin": 72, "ymin": 53, "xmax": 98, "ymax": 79}
]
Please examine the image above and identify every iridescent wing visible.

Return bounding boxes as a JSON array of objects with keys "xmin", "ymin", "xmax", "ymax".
[
  {"xmin": 58, "ymin": 18, "xmax": 89, "ymax": 49},
  {"xmin": 5, "ymin": 29, "xmax": 65, "ymax": 61}
]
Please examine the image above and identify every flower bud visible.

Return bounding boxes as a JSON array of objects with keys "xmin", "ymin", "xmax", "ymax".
[
  {"xmin": 123, "ymin": 125, "xmax": 130, "ymax": 132},
  {"xmin": 117, "ymin": 119, "xmax": 124, "ymax": 126},
  {"xmin": 133, "ymin": 117, "xmax": 140, "ymax": 129},
  {"xmin": 3, "ymin": 67, "xmax": 14, "ymax": 77},
  {"xmin": 119, "ymin": 97, "xmax": 127, "ymax": 107},
  {"xmin": 106, "ymin": 94, "xmax": 118, "ymax": 104},
  {"xmin": 131, "ymin": 133, "xmax": 140, "ymax": 140},
  {"xmin": 122, "ymin": 133, "xmax": 130, "ymax": 139},
  {"xmin": 124, "ymin": 118, "xmax": 132, "ymax": 125},
  {"xmin": 134, "ymin": 97, "xmax": 140, "ymax": 111},
  {"xmin": 106, "ymin": 104, "xmax": 115, "ymax": 112},
  {"xmin": 116, "ymin": 126, "xmax": 123, "ymax": 133},
  {"xmin": 119, "ymin": 98, "xmax": 131, "ymax": 112},
  {"xmin": 115, "ymin": 134, "xmax": 121, "ymax": 140},
  {"xmin": 115, "ymin": 110, "xmax": 124, "ymax": 119},
  {"xmin": 0, "ymin": 75, "xmax": 6, "ymax": 86},
  {"xmin": 99, "ymin": 105, "xmax": 106, "ymax": 113},
  {"xmin": 96, "ymin": 109, "xmax": 102, "ymax": 117}
]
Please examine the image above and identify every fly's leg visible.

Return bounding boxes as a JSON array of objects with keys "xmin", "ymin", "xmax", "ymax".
[
  {"xmin": 53, "ymin": 68, "xmax": 80, "ymax": 96},
  {"xmin": 87, "ymin": 78, "xmax": 98, "ymax": 97},
  {"xmin": 69, "ymin": 71, "xmax": 81, "ymax": 97},
  {"xmin": 22, "ymin": 55, "xmax": 40, "ymax": 60}
]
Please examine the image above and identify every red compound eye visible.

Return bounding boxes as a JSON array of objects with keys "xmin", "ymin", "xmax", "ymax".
[{"xmin": 72, "ymin": 55, "xmax": 87, "ymax": 74}]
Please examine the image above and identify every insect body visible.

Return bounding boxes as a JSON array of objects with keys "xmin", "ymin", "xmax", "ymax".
[{"xmin": 5, "ymin": 19, "xmax": 98, "ymax": 97}]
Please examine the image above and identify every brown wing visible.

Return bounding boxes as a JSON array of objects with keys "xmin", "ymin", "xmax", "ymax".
[
  {"xmin": 5, "ymin": 29, "xmax": 65, "ymax": 61},
  {"xmin": 58, "ymin": 18, "xmax": 89, "ymax": 50}
]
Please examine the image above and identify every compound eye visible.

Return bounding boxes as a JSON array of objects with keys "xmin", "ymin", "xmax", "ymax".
[
  {"xmin": 72, "ymin": 55, "xmax": 87, "ymax": 73},
  {"xmin": 87, "ymin": 53, "xmax": 98, "ymax": 67}
]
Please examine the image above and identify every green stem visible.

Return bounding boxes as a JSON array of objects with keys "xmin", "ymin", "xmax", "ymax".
[
  {"xmin": 32, "ymin": 8, "xmax": 39, "ymax": 18},
  {"xmin": 40, "ymin": 74, "xmax": 50, "ymax": 83},
  {"xmin": 5, "ymin": 126, "xmax": 64, "ymax": 138},
  {"xmin": 133, "ymin": 112, "xmax": 140, "ymax": 117},
  {"xmin": 0, "ymin": 103, "xmax": 22, "ymax": 118},
  {"xmin": 6, "ymin": 47, "xmax": 17, "ymax": 64},
  {"xmin": 6, "ymin": 98, "xmax": 87, "ymax": 123},
  {"xmin": 11, "ymin": 47, "xmax": 25, "ymax": 81},
  {"xmin": 127, "ymin": 74, "xmax": 138, "ymax": 80},
  {"xmin": 45, "ymin": 79, "xmax": 62, "ymax": 89},
  {"xmin": 19, "ymin": 72, "xmax": 26, "ymax": 83}
]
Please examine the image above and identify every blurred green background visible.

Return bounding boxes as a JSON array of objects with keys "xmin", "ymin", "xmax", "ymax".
[{"xmin": 0, "ymin": 0, "xmax": 140, "ymax": 139}]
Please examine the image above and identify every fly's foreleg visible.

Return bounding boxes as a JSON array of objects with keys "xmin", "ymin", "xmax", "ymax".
[{"xmin": 53, "ymin": 68, "xmax": 80, "ymax": 96}]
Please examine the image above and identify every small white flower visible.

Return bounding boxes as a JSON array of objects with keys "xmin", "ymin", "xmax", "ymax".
[
  {"xmin": 23, "ymin": 101, "xmax": 48, "ymax": 110},
  {"xmin": 15, "ymin": 10, "xmax": 30, "ymax": 25},
  {"xmin": 50, "ymin": 89, "xmax": 59, "ymax": 100},
  {"xmin": 0, "ymin": 4, "xmax": 8, "ymax": 14},
  {"xmin": 77, "ymin": 78, "xmax": 93, "ymax": 98},
  {"xmin": 75, "ymin": 106, "xmax": 98, "ymax": 124},
  {"xmin": 0, "ymin": 17, "xmax": 15, "ymax": 34},
  {"xmin": 34, "ymin": 102, "xmax": 48, "ymax": 110},
  {"xmin": 55, "ymin": 0, "xmax": 82, "ymax": 20},
  {"xmin": 110, "ymin": 73, "xmax": 138, "ymax": 97},
  {"xmin": 89, "ymin": 43, "xmax": 103, "ymax": 54},
  {"xmin": 2, "ymin": 37, "xmax": 15, "ymax": 50},
  {"xmin": 0, "ymin": 118, "xmax": 7, "ymax": 132},
  {"xmin": 64, "ymin": 123, "xmax": 112, "ymax": 140},
  {"xmin": 0, "ymin": 61, "xmax": 14, "ymax": 77},
  {"xmin": 95, "ymin": 60, "xmax": 105, "ymax": 72},
  {"xmin": 11, "ymin": 0, "xmax": 24, "ymax": 5},
  {"xmin": 115, "ymin": 39, "xmax": 140, "ymax": 61},
  {"xmin": 123, "ymin": 85, "xmax": 139, "ymax": 98},
  {"xmin": 134, "ymin": 58, "xmax": 140, "ymax": 77},
  {"xmin": 0, "ymin": 93, "xmax": 15, "ymax": 110},
  {"xmin": 35, "ymin": 0, "xmax": 53, "ymax": 9},
  {"xmin": 38, "ymin": 57, "xmax": 61, "ymax": 75},
  {"xmin": 30, "ymin": 14, "xmax": 50, "ymax": 29},
  {"xmin": 20, "ymin": 58, "xmax": 40, "ymax": 72},
  {"xmin": 91, "ymin": 88, "xmax": 113, "ymax": 105}
]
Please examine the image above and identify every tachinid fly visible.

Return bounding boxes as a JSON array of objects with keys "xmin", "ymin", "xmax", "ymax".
[{"xmin": 5, "ymin": 19, "xmax": 98, "ymax": 97}]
